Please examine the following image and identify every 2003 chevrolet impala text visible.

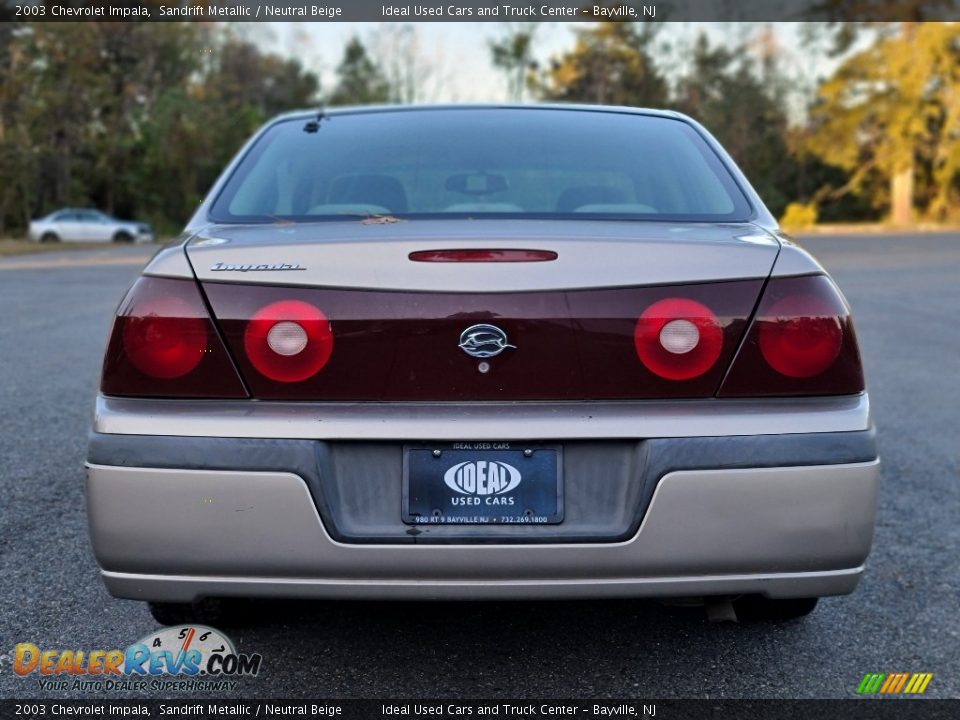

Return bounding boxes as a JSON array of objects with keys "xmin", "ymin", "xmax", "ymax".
[{"xmin": 85, "ymin": 105, "xmax": 879, "ymax": 624}]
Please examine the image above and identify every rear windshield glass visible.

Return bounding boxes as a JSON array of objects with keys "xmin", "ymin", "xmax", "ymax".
[{"xmin": 209, "ymin": 108, "xmax": 753, "ymax": 223}]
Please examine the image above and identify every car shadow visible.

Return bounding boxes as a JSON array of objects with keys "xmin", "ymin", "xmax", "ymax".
[{"xmin": 217, "ymin": 597, "xmax": 709, "ymax": 631}]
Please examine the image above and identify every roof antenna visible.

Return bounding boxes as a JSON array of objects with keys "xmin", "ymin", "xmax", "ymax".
[{"xmin": 303, "ymin": 106, "xmax": 327, "ymax": 134}]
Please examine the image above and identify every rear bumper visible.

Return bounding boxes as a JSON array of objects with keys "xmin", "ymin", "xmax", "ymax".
[
  {"xmin": 85, "ymin": 457, "xmax": 880, "ymax": 602},
  {"xmin": 87, "ymin": 394, "xmax": 879, "ymax": 602}
]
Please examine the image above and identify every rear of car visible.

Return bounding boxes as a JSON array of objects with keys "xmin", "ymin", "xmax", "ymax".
[{"xmin": 85, "ymin": 106, "xmax": 879, "ymax": 623}]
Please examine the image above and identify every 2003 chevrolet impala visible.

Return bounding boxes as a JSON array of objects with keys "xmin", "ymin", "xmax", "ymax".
[{"xmin": 86, "ymin": 105, "xmax": 879, "ymax": 624}]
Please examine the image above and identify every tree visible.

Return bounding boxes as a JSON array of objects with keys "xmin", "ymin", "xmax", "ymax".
[
  {"xmin": 328, "ymin": 37, "xmax": 390, "ymax": 106},
  {"xmin": 369, "ymin": 25, "xmax": 447, "ymax": 104},
  {"xmin": 537, "ymin": 22, "xmax": 667, "ymax": 107},
  {"xmin": 0, "ymin": 16, "xmax": 26, "ymax": 234},
  {"xmin": 672, "ymin": 32, "xmax": 796, "ymax": 219},
  {"xmin": 488, "ymin": 24, "xmax": 537, "ymax": 101},
  {"xmin": 0, "ymin": 22, "xmax": 321, "ymax": 235},
  {"xmin": 0, "ymin": 23, "xmax": 107, "ymax": 225},
  {"xmin": 136, "ymin": 34, "xmax": 318, "ymax": 230},
  {"xmin": 207, "ymin": 36, "xmax": 319, "ymax": 119},
  {"xmin": 806, "ymin": 23, "xmax": 960, "ymax": 224},
  {"xmin": 86, "ymin": 23, "xmax": 208, "ymax": 217}
]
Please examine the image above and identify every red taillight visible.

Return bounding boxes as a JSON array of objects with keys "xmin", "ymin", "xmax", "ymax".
[
  {"xmin": 243, "ymin": 300, "xmax": 333, "ymax": 383},
  {"xmin": 122, "ymin": 297, "xmax": 206, "ymax": 379},
  {"xmin": 720, "ymin": 274, "xmax": 865, "ymax": 397},
  {"xmin": 634, "ymin": 298, "xmax": 724, "ymax": 380},
  {"xmin": 409, "ymin": 249, "xmax": 558, "ymax": 262},
  {"xmin": 100, "ymin": 277, "xmax": 247, "ymax": 398},
  {"xmin": 758, "ymin": 295, "xmax": 843, "ymax": 378}
]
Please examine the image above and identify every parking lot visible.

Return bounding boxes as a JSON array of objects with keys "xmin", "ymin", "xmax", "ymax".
[{"xmin": 1, "ymin": 233, "xmax": 957, "ymax": 699}]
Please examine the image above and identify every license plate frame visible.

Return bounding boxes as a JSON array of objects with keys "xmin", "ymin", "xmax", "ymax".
[{"xmin": 402, "ymin": 443, "xmax": 563, "ymax": 525}]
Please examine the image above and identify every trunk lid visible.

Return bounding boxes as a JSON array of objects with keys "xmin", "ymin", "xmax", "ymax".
[
  {"xmin": 187, "ymin": 219, "xmax": 778, "ymax": 291},
  {"xmin": 187, "ymin": 220, "xmax": 779, "ymax": 401}
]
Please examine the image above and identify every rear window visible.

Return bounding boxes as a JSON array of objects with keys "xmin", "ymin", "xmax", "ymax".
[{"xmin": 209, "ymin": 108, "xmax": 753, "ymax": 223}]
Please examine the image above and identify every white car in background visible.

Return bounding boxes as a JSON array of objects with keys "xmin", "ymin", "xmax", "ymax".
[{"xmin": 28, "ymin": 209, "xmax": 154, "ymax": 244}]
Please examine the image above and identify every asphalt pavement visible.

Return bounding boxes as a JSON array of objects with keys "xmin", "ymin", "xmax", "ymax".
[{"xmin": 0, "ymin": 234, "xmax": 957, "ymax": 700}]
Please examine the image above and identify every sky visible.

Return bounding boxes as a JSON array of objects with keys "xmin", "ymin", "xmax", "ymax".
[{"xmin": 238, "ymin": 22, "xmax": 833, "ymax": 111}]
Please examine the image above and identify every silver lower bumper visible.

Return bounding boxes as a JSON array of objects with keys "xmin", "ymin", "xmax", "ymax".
[{"xmin": 86, "ymin": 459, "xmax": 880, "ymax": 602}]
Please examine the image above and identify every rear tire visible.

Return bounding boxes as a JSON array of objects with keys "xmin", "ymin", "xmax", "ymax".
[
  {"xmin": 40, "ymin": 232, "xmax": 60, "ymax": 243},
  {"xmin": 733, "ymin": 595, "xmax": 819, "ymax": 622},
  {"xmin": 147, "ymin": 599, "xmax": 249, "ymax": 627},
  {"xmin": 112, "ymin": 231, "xmax": 133, "ymax": 244}
]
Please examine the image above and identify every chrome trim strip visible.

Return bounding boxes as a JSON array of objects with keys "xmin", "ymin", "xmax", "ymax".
[
  {"xmin": 100, "ymin": 566, "xmax": 864, "ymax": 602},
  {"xmin": 101, "ymin": 566, "xmax": 864, "ymax": 587},
  {"xmin": 94, "ymin": 393, "xmax": 871, "ymax": 439}
]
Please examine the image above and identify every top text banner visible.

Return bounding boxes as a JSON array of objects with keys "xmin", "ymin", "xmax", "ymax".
[{"xmin": 8, "ymin": 0, "xmax": 960, "ymax": 22}]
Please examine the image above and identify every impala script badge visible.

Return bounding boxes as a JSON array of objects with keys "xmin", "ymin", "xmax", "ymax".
[
  {"xmin": 210, "ymin": 262, "xmax": 305, "ymax": 272},
  {"xmin": 458, "ymin": 324, "xmax": 516, "ymax": 358}
]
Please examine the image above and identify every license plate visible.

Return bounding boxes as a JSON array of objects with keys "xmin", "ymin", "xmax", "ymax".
[{"xmin": 403, "ymin": 443, "xmax": 563, "ymax": 525}]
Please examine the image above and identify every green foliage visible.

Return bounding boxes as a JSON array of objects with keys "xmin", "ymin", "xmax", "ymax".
[
  {"xmin": 532, "ymin": 27, "xmax": 798, "ymax": 219},
  {"xmin": 4, "ymin": 21, "xmax": 959, "ymax": 234},
  {"xmin": 0, "ymin": 22, "xmax": 319, "ymax": 235},
  {"xmin": 537, "ymin": 22, "xmax": 667, "ymax": 107},
  {"xmin": 328, "ymin": 37, "xmax": 390, "ymax": 106},
  {"xmin": 671, "ymin": 33, "xmax": 795, "ymax": 219}
]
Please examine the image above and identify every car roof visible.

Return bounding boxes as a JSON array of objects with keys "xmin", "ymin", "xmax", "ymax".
[{"xmin": 268, "ymin": 103, "xmax": 688, "ymax": 125}]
